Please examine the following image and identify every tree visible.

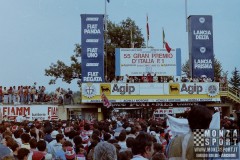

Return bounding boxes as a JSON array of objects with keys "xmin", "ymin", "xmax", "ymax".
[
  {"xmin": 105, "ymin": 18, "xmax": 145, "ymax": 79},
  {"xmin": 45, "ymin": 44, "xmax": 81, "ymax": 85},
  {"xmin": 229, "ymin": 67, "xmax": 240, "ymax": 89},
  {"xmin": 45, "ymin": 18, "xmax": 145, "ymax": 85},
  {"xmin": 181, "ymin": 55, "xmax": 223, "ymax": 79}
]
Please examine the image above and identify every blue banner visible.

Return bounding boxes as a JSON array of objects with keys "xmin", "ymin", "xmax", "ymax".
[
  {"xmin": 81, "ymin": 14, "xmax": 104, "ymax": 82},
  {"xmin": 188, "ymin": 15, "xmax": 214, "ymax": 80}
]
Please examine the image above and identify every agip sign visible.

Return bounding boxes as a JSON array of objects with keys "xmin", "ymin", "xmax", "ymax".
[{"xmin": 81, "ymin": 82, "xmax": 220, "ymax": 103}]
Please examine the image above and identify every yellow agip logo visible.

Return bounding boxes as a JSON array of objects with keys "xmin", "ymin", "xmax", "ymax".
[
  {"xmin": 100, "ymin": 84, "xmax": 111, "ymax": 95},
  {"xmin": 169, "ymin": 83, "xmax": 180, "ymax": 95}
]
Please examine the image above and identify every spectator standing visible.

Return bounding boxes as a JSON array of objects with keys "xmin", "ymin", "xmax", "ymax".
[
  {"xmin": 167, "ymin": 105, "xmax": 212, "ymax": 159},
  {"xmin": 68, "ymin": 88, "xmax": 74, "ymax": 105},
  {"xmin": 0, "ymin": 86, "xmax": 3, "ymax": 104},
  {"xmin": 131, "ymin": 132, "xmax": 154, "ymax": 160},
  {"xmin": 111, "ymin": 77, "xmax": 118, "ymax": 83},
  {"xmin": 94, "ymin": 142, "xmax": 117, "ymax": 160},
  {"xmin": 3, "ymin": 87, "xmax": 8, "ymax": 104},
  {"xmin": 153, "ymin": 73, "xmax": 158, "ymax": 83}
]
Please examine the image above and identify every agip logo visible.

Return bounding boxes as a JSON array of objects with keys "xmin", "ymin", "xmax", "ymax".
[
  {"xmin": 100, "ymin": 84, "xmax": 111, "ymax": 95},
  {"xmin": 169, "ymin": 83, "xmax": 180, "ymax": 95}
]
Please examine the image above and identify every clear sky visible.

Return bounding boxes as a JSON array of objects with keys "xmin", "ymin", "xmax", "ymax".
[{"xmin": 0, "ymin": 0, "xmax": 239, "ymax": 92}]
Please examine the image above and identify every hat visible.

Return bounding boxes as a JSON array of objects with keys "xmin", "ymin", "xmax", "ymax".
[
  {"xmin": 65, "ymin": 147, "xmax": 76, "ymax": 159},
  {"xmin": 0, "ymin": 144, "xmax": 11, "ymax": 158},
  {"xmin": 32, "ymin": 151, "xmax": 45, "ymax": 160},
  {"xmin": 51, "ymin": 130, "xmax": 59, "ymax": 139}
]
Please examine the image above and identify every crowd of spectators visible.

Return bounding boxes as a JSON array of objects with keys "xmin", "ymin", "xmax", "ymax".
[
  {"xmin": 105, "ymin": 73, "xmax": 227, "ymax": 84},
  {"xmin": 0, "ymin": 83, "xmax": 74, "ymax": 105},
  {"xmin": 0, "ymin": 105, "xmax": 238, "ymax": 160}
]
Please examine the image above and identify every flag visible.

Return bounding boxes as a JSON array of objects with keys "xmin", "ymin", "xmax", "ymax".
[
  {"xmin": 101, "ymin": 93, "xmax": 111, "ymax": 108},
  {"xmin": 146, "ymin": 15, "xmax": 149, "ymax": 41},
  {"xmin": 162, "ymin": 29, "xmax": 165, "ymax": 43},
  {"xmin": 167, "ymin": 112, "xmax": 220, "ymax": 138},
  {"xmin": 162, "ymin": 28, "xmax": 171, "ymax": 53},
  {"xmin": 165, "ymin": 42, "xmax": 172, "ymax": 53}
]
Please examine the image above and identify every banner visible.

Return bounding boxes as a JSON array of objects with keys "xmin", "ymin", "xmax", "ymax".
[
  {"xmin": 188, "ymin": 15, "xmax": 214, "ymax": 79},
  {"xmin": 81, "ymin": 82, "xmax": 220, "ymax": 103},
  {"xmin": 167, "ymin": 112, "xmax": 220, "ymax": 137},
  {"xmin": 115, "ymin": 48, "xmax": 181, "ymax": 76},
  {"xmin": 81, "ymin": 14, "xmax": 104, "ymax": 82},
  {"xmin": 0, "ymin": 105, "xmax": 58, "ymax": 121}
]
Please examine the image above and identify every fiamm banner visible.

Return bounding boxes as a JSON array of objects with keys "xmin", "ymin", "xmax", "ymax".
[
  {"xmin": 0, "ymin": 105, "xmax": 58, "ymax": 121},
  {"xmin": 188, "ymin": 15, "xmax": 214, "ymax": 79},
  {"xmin": 115, "ymin": 48, "xmax": 181, "ymax": 76},
  {"xmin": 81, "ymin": 14, "xmax": 104, "ymax": 82}
]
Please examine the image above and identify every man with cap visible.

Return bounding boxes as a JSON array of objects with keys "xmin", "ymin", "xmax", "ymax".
[{"xmin": 47, "ymin": 130, "xmax": 59, "ymax": 151}]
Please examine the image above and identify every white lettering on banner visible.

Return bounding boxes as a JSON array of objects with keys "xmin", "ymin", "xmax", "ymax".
[
  {"xmin": 86, "ymin": 39, "xmax": 99, "ymax": 43},
  {"xmin": 112, "ymin": 84, "xmax": 135, "ymax": 95},
  {"xmin": 87, "ymin": 48, "xmax": 98, "ymax": 58},
  {"xmin": 86, "ymin": 17, "xmax": 99, "ymax": 21},
  {"xmin": 84, "ymin": 24, "xmax": 101, "ymax": 34},
  {"xmin": 123, "ymin": 99, "xmax": 148, "ymax": 102},
  {"xmin": 0, "ymin": 106, "xmax": 58, "ymax": 120},
  {"xmin": 194, "ymin": 59, "xmax": 213, "ymax": 69},
  {"xmin": 86, "ymin": 63, "xmax": 99, "ymax": 66},
  {"xmin": 181, "ymin": 83, "xmax": 203, "ymax": 94},
  {"xmin": 193, "ymin": 30, "xmax": 211, "ymax": 40},
  {"xmin": 88, "ymin": 72, "xmax": 99, "ymax": 76},
  {"xmin": 83, "ymin": 77, "xmax": 102, "ymax": 82},
  {"xmin": 82, "ymin": 98, "xmax": 221, "ymax": 103},
  {"xmin": 154, "ymin": 109, "xmax": 173, "ymax": 114}
]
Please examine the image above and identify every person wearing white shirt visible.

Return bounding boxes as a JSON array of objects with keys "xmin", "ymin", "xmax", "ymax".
[{"xmin": 118, "ymin": 131, "xmax": 128, "ymax": 152}]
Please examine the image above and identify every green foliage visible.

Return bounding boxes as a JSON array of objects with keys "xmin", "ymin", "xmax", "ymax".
[
  {"xmin": 181, "ymin": 60, "xmax": 190, "ymax": 77},
  {"xmin": 105, "ymin": 18, "xmax": 145, "ymax": 79},
  {"xmin": 45, "ymin": 44, "xmax": 81, "ymax": 84},
  {"xmin": 229, "ymin": 67, "xmax": 240, "ymax": 89},
  {"xmin": 214, "ymin": 55, "xmax": 223, "ymax": 79},
  {"xmin": 45, "ymin": 18, "xmax": 145, "ymax": 85},
  {"xmin": 182, "ymin": 55, "xmax": 223, "ymax": 79}
]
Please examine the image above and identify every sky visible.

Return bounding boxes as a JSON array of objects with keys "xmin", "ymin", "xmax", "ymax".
[{"xmin": 0, "ymin": 0, "xmax": 239, "ymax": 92}]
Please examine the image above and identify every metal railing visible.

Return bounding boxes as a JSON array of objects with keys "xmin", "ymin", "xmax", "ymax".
[{"xmin": 220, "ymin": 84, "xmax": 240, "ymax": 103}]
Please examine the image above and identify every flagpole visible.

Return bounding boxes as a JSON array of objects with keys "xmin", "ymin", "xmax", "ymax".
[
  {"xmin": 162, "ymin": 27, "xmax": 164, "ymax": 48},
  {"xmin": 146, "ymin": 14, "xmax": 149, "ymax": 48},
  {"xmin": 104, "ymin": 0, "xmax": 108, "ymax": 79},
  {"xmin": 185, "ymin": 0, "xmax": 188, "ymax": 32}
]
